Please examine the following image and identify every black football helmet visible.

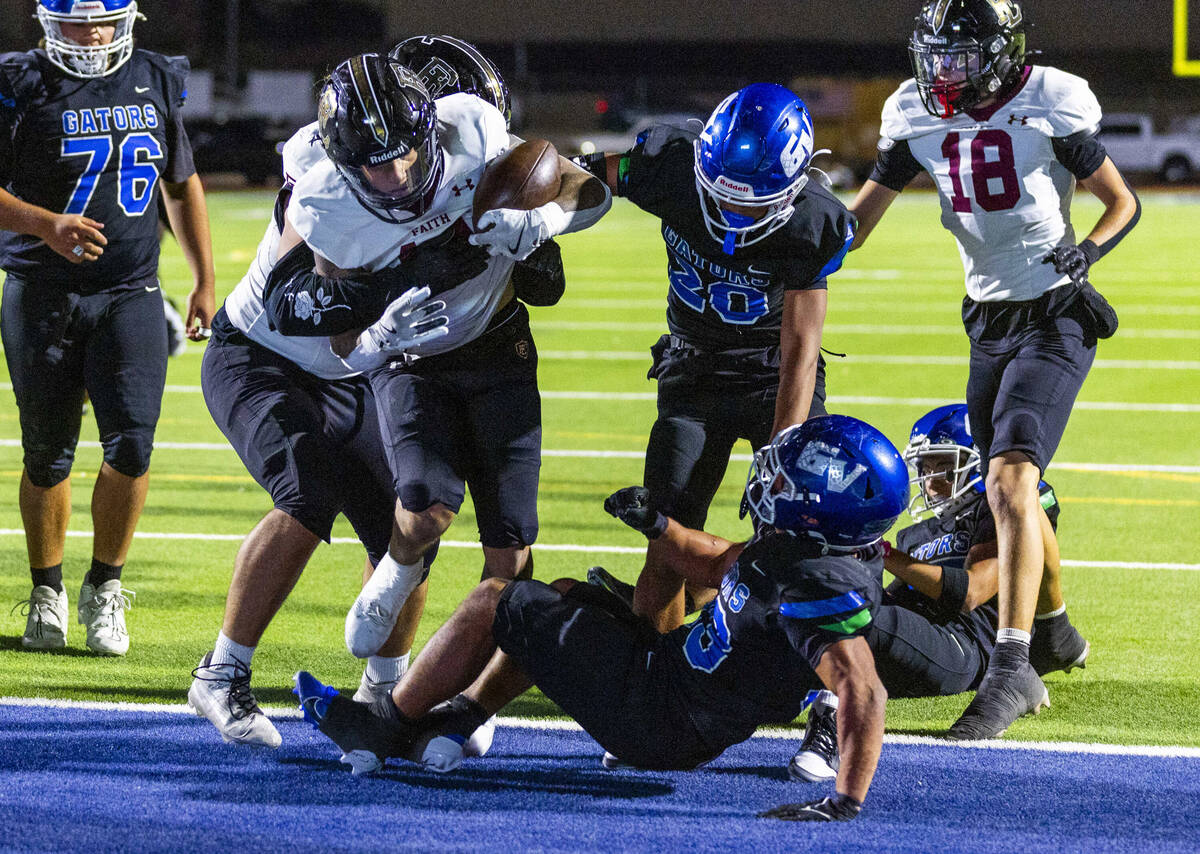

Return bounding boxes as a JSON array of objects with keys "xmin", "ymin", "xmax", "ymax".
[
  {"xmin": 317, "ymin": 53, "xmax": 443, "ymax": 221},
  {"xmin": 389, "ymin": 35, "xmax": 511, "ymax": 128},
  {"xmin": 909, "ymin": 0, "xmax": 1027, "ymax": 118}
]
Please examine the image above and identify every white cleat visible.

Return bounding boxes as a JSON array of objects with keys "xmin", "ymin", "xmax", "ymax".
[
  {"xmin": 18, "ymin": 586, "xmax": 68, "ymax": 650},
  {"xmin": 188, "ymin": 652, "xmax": 282, "ymax": 748},
  {"xmin": 340, "ymin": 749, "xmax": 385, "ymax": 777},
  {"xmin": 352, "ymin": 672, "xmax": 396, "ymax": 705},
  {"xmin": 601, "ymin": 751, "xmax": 633, "ymax": 770},
  {"xmin": 345, "ymin": 564, "xmax": 420, "ymax": 659},
  {"xmin": 419, "ymin": 735, "xmax": 465, "ymax": 773},
  {"xmin": 77, "ymin": 579, "xmax": 133, "ymax": 656},
  {"xmin": 788, "ymin": 690, "xmax": 840, "ymax": 783},
  {"xmin": 464, "ymin": 715, "xmax": 496, "ymax": 758}
]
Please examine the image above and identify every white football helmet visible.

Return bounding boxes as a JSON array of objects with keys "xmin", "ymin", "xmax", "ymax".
[{"xmin": 36, "ymin": 0, "xmax": 142, "ymax": 79}]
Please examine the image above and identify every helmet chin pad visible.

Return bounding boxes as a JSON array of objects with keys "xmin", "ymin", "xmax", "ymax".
[{"xmin": 37, "ymin": 0, "xmax": 141, "ymax": 79}]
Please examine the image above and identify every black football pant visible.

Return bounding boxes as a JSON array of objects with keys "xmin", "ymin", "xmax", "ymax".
[{"xmin": 866, "ymin": 604, "xmax": 987, "ymax": 698}]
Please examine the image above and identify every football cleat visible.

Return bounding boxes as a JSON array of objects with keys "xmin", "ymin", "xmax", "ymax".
[
  {"xmin": 947, "ymin": 661, "xmax": 1049, "ymax": 741},
  {"xmin": 586, "ymin": 566, "xmax": 635, "ymax": 610},
  {"xmin": 293, "ymin": 671, "xmax": 414, "ymax": 776},
  {"xmin": 344, "ymin": 560, "xmax": 424, "ymax": 659},
  {"xmin": 1029, "ymin": 616, "xmax": 1090, "ymax": 677},
  {"xmin": 77, "ymin": 579, "xmax": 133, "ymax": 656},
  {"xmin": 788, "ymin": 690, "xmax": 840, "ymax": 783},
  {"xmin": 406, "ymin": 695, "xmax": 495, "ymax": 772},
  {"xmin": 17, "ymin": 585, "xmax": 69, "ymax": 650},
  {"xmin": 189, "ymin": 652, "xmax": 282, "ymax": 748},
  {"xmin": 601, "ymin": 751, "xmax": 633, "ymax": 770}
]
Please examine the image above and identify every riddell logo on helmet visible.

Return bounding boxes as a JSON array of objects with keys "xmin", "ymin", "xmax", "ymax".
[
  {"xmin": 714, "ymin": 175, "xmax": 753, "ymax": 194},
  {"xmin": 368, "ymin": 147, "xmax": 407, "ymax": 165}
]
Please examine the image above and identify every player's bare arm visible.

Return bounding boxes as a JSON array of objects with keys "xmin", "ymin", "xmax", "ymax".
[
  {"xmin": 884, "ymin": 542, "xmax": 998, "ymax": 614},
  {"xmin": 814, "ymin": 636, "xmax": 886, "ymax": 805},
  {"xmin": 1077, "ymin": 158, "xmax": 1141, "ymax": 253},
  {"xmin": 847, "ymin": 180, "xmax": 900, "ymax": 250},
  {"xmin": 0, "ymin": 186, "xmax": 107, "ymax": 263},
  {"xmin": 772, "ymin": 288, "xmax": 827, "ymax": 436},
  {"xmin": 160, "ymin": 174, "xmax": 216, "ymax": 338}
]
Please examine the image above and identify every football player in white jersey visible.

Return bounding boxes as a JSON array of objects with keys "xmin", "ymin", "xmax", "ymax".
[
  {"xmin": 188, "ymin": 45, "xmax": 576, "ymax": 749},
  {"xmin": 268, "ymin": 53, "xmax": 610, "ymax": 664},
  {"xmin": 848, "ymin": 0, "xmax": 1139, "ymax": 740}
]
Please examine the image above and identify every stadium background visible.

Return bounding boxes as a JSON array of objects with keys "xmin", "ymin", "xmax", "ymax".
[{"xmin": 1, "ymin": 2, "xmax": 1198, "ymax": 850}]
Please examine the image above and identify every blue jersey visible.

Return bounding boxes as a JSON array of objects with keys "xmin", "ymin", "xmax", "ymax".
[
  {"xmin": 661, "ymin": 531, "xmax": 882, "ymax": 750},
  {"xmin": 0, "ymin": 49, "xmax": 194, "ymax": 292},
  {"xmin": 891, "ymin": 480, "xmax": 1060, "ymax": 650},
  {"xmin": 618, "ymin": 138, "xmax": 855, "ymax": 351}
]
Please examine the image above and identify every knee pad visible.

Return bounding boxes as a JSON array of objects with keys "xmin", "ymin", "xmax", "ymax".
[
  {"xmin": 101, "ymin": 427, "xmax": 155, "ymax": 479},
  {"xmin": 23, "ymin": 442, "xmax": 74, "ymax": 488}
]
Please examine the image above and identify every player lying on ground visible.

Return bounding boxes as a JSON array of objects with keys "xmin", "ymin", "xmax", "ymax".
[
  {"xmin": 788, "ymin": 404, "xmax": 1089, "ymax": 781},
  {"xmin": 189, "ymin": 40, "xmax": 563, "ymax": 749},
  {"xmin": 573, "ymin": 83, "xmax": 855, "ymax": 620},
  {"xmin": 848, "ymin": 0, "xmax": 1138, "ymax": 740},
  {"xmin": 294, "ymin": 414, "xmax": 909, "ymax": 822}
]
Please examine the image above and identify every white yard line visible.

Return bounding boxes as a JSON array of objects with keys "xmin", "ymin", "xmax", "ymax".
[
  {"xmin": 2, "ymin": 439, "xmax": 1196, "ymax": 473},
  {"xmin": 538, "ymin": 350, "xmax": 1200, "ymax": 370},
  {"xmin": 0, "ymin": 528, "xmax": 1194, "ymax": 569},
  {"xmin": 531, "ymin": 321, "xmax": 1200, "ymax": 339},
  {"xmin": 1, "ymin": 696, "xmax": 1197, "ymax": 758}
]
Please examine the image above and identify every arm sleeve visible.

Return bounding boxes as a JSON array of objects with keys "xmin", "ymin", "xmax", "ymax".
[
  {"xmin": 869, "ymin": 138, "xmax": 923, "ymax": 192},
  {"xmin": 616, "ymin": 138, "xmax": 688, "ymax": 215},
  {"xmin": 1051, "ymin": 128, "xmax": 1108, "ymax": 180},
  {"xmin": 511, "ymin": 238, "xmax": 566, "ymax": 306},
  {"xmin": 778, "ymin": 580, "xmax": 874, "ymax": 670},
  {"xmin": 161, "ymin": 55, "xmax": 196, "ymax": 182},
  {"xmin": 0, "ymin": 64, "xmax": 23, "ymax": 187},
  {"xmin": 779, "ymin": 203, "xmax": 856, "ymax": 292},
  {"xmin": 261, "ymin": 241, "xmax": 393, "ymax": 336}
]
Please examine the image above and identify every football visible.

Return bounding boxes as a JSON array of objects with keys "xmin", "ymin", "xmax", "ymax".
[{"xmin": 472, "ymin": 139, "xmax": 562, "ymax": 227}]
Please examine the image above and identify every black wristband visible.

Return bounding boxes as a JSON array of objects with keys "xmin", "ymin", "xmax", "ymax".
[
  {"xmin": 935, "ymin": 566, "xmax": 970, "ymax": 618},
  {"xmin": 644, "ymin": 511, "xmax": 669, "ymax": 540},
  {"xmin": 1078, "ymin": 239, "xmax": 1100, "ymax": 266}
]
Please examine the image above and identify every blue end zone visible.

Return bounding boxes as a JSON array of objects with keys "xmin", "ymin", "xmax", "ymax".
[{"xmin": 1, "ymin": 704, "xmax": 1197, "ymax": 852}]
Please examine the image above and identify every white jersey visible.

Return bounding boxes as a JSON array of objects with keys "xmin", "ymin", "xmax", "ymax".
[
  {"xmin": 287, "ymin": 92, "xmax": 517, "ymax": 357},
  {"xmin": 879, "ymin": 66, "xmax": 1102, "ymax": 302}
]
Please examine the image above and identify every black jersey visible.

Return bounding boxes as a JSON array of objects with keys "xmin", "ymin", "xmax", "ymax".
[
  {"xmin": 890, "ymin": 481, "xmax": 1060, "ymax": 648},
  {"xmin": 618, "ymin": 138, "xmax": 855, "ymax": 350},
  {"xmin": 0, "ymin": 49, "xmax": 194, "ymax": 292},
  {"xmin": 661, "ymin": 531, "xmax": 882, "ymax": 750}
]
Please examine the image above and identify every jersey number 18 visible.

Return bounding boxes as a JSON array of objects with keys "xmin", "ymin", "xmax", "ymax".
[{"xmin": 941, "ymin": 129, "xmax": 1021, "ymax": 213}]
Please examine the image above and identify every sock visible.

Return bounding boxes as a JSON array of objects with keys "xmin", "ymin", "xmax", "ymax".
[
  {"xmin": 213, "ymin": 631, "xmax": 256, "ymax": 669},
  {"xmin": 85, "ymin": 558, "xmax": 122, "ymax": 588},
  {"xmin": 993, "ymin": 628, "xmax": 1032, "ymax": 670},
  {"xmin": 366, "ymin": 653, "xmax": 410, "ymax": 685},
  {"xmin": 1036, "ymin": 603, "xmax": 1067, "ymax": 620},
  {"xmin": 31, "ymin": 564, "xmax": 64, "ymax": 594}
]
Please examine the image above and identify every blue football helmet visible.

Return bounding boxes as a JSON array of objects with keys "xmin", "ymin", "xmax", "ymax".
[
  {"xmin": 37, "ymin": 0, "xmax": 142, "ymax": 79},
  {"xmin": 743, "ymin": 415, "xmax": 909, "ymax": 553},
  {"xmin": 903, "ymin": 404, "xmax": 982, "ymax": 519},
  {"xmin": 694, "ymin": 83, "xmax": 816, "ymax": 255}
]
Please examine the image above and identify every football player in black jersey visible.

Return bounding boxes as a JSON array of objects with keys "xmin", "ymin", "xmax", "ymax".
[
  {"xmin": 0, "ymin": 0, "xmax": 214, "ymax": 655},
  {"xmin": 789, "ymin": 404, "xmax": 1088, "ymax": 781},
  {"xmin": 574, "ymin": 83, "xmax": 856, "ymax": 617},
  {"xmin": 294, "ymin": 414, "xmax": 908, "ymax": 823}
]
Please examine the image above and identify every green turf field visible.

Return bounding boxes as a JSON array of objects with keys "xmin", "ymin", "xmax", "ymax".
[{"xmin": 2, "ymin": 191, "xmax": 1198, "ymax": 745}]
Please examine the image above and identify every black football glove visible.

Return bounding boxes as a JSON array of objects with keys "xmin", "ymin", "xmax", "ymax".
[
  {"xmin": 603, "ymin": 486, "xmax": 668, "ymax": 539},
  {"xmin": 1041, "ymin": 239, "xmax": 1099, "ymax": 285},
  {"xmin": 376, "ymin": 231, "xmax": 491, "ymax": 300},
  {"xmin": 758, "ymin": 793, "xmax": 862, "ymax": 822}
]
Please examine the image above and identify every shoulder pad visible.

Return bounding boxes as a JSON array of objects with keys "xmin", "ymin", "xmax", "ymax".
[
  {"xmin": 281, "ymin": 121, "xmax": 324, "ymax": 184},
  {"xmin": 879, "ymin": 79, "xmax": 924, "ymax": 141},
  {"xmin": 136, "ymin": 50, "xmax": 191, "ymax": 104},
  {"xmin": 0, "ymin": 51, "xmax": 44, "ymax": 113},
  {"xmin": 436, "ymin": 92, "xmax": 509, "ymax": 164},
  {"xmin": 1036, "ymin": 66, "xmax": 1102, "ymax": 138}
]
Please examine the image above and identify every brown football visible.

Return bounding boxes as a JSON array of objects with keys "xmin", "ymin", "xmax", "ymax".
[{"xmin": 472, "ymin": 139, "xmax": 562, "ymax": 227}]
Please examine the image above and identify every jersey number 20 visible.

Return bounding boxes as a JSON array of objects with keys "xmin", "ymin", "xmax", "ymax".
[
  {"xmin": 942, "ymin": 129, "xmax": 1020, "ymax": 213},
  {"xmin": 62, "ymin": 133, "xmax": 164, "ymax": 217}
]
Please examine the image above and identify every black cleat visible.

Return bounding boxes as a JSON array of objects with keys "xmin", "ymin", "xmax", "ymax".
[
  {"xmin": 947, "ymin": 661, "xmax": 1050, "ymax": 741},
  {"xmin": 788, "ymin": 690, "xmax": 839, "ymax": 782},
  {"xmin": 586, "ymin": 566, "xmax": 636, "ymax": 609},
  {"xmin": 293, "ymin": 671, "xmax": 414, "ymax": 775},
  {"xmin": 1029, "ymin": 616, "xmax": 1090, "ymax": 677}
]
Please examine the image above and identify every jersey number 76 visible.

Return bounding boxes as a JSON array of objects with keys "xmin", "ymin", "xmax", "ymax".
[{"xmin": 62, "ymin": 133, "xmax": 164, "ymax": 217}]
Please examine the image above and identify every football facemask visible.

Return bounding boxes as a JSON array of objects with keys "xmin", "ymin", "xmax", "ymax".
[
  {"xmin": 902, "ymin": 404, "xmax": 982, "ymax": 519},
  {"xmin": 37, "ymin": 0, "xmax": 141, "ymax": 79}
]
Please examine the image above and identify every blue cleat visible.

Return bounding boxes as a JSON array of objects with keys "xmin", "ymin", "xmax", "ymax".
[{"xmin": 293, "ymin": 671, "xmax": 339, "ymax": 729}]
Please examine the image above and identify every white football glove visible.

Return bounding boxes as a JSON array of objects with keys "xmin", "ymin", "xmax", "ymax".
[
  {"xmin": 343, "ymin": 286, "xmax": 449, "ymax": 370},
  {"xmin": 469, "ymin": 202, "xmax": 568, "ymax": 262}
]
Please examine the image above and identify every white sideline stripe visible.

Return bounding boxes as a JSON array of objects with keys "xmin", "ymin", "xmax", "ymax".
[
  {"xmin": 539, "ymin": 351, "xmax": 1200, "ymax": 370},
  {"xmin": 4, "ymin": 384, "xmax": 1192, "ymax": 412},
  {"xmin": 2, "ymin": 697, "xmax": 1198, "ymax": 759},
  {"xmin": 0, "ymin": 529, "xmax": 1195, "ymax": 569},
  {"xmin": 533, "ymin": 321, "xmax": 1200, "ymax": 339}
]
